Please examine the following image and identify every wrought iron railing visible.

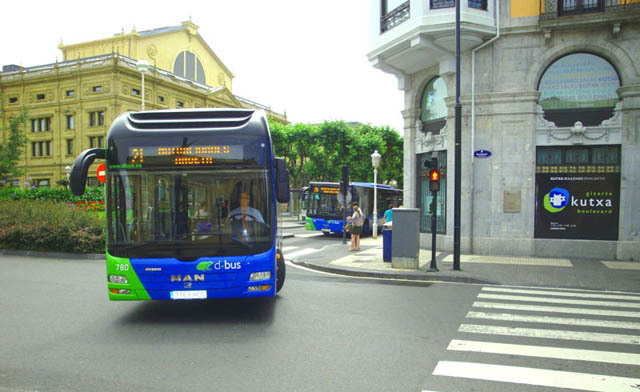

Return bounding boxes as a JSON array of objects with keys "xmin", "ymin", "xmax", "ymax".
[
  {"xmin": 540, "ymin": 0, "xmax": 640, "ymax": 19},
  {"xmin": 381, "ymin": 1, "xmax": 410, "ymax": 33}
]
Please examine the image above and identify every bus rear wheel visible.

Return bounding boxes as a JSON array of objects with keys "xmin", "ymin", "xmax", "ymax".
[{"xmin": 276, "ymin": 249, "xmax": 286, "ymax": 293}]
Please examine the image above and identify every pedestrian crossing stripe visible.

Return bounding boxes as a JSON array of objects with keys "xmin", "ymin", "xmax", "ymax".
[
  {"xmin": 459, "ymin": 324, "xmax": 640, "ymax": 344},
  {"xmin": 466, "ymin": 311, "xmax": 640, "ymax": 330},
  {"xmin": 472, "ymin": 301, "xmax": 640, "ymax": 318},
  {"xmin": 448, "ymin": 339, "xmax": 640, "ymax": 366},
  {"xmin": 433, "ymin": 361, "xmax": 640, "ymax": 392},
  {"xmin": 602, "ymin": 261, "xmax": 640, "ymax": 270},
  {"xmin": 478, "ymin": 293, "xmax": 640, "ymax": 308},
  {"xmin": 482, "ymin": 286, "xmax": 640, "ymax": 301}
]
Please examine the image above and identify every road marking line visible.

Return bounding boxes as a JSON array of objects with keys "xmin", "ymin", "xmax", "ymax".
[
  {"xmin": 447, "ymin": 339, "xmax": 640, "ymax": 366},
  {"xmin": 282, "ymin": 246, "xmax": 298, "ymax": 252},
  {"xmin": 294, "ymin": 232, "xmax": 324, "ymax": 238},
  {"xmin": 441, "ymin": 255, "xmax": 572, "ymax": 266},
  {"xmin": 472, "ymin": 301, "xmax": 640, "ymax": 318},
  {"xmin": 498, "ymin": 284, "xmax": 640, "ymax": 295},
  {"xmin": 286, "ymin": 248, "xmax": 322, "ymax": 260},
  {"xmin": 432, "ymin": 361, "xmax": 640, "ymax": 392},
  {"xmin": 459, "ymin": 324, "xmax": 640, "ymax": 345},
  {"xmin": 603, "ymin": 261, "xmax": 640, "ymax": 270},
  {"xmin": 466, "ymin": 311, "xmax": 640, "ymax": 330},
  {"xmin": 478, "ymin": 293, "xmax": 640, "ymax": 308},
  {"xmin": 482, "ymin": 286, "xmax": 640, "ymax": 301}
]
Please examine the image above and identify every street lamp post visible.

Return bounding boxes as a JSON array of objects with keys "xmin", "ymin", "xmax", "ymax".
[
  {"xmin": 371, "ymin": 150, "xmax": 381, "ymax": 239},
  {"xmin": 136, "ymin": 59, "xmax": 150, "ymax": 111}
]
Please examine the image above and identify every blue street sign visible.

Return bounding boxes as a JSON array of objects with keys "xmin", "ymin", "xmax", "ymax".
[{"xmin": 474, "ymin": 149, "xmax": 492, "ymax": 158}]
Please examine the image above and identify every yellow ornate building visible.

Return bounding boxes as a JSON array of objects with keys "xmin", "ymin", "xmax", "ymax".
[{"xmin": 0, "ymin": 21, "xmax": 286, "ymax": 187}]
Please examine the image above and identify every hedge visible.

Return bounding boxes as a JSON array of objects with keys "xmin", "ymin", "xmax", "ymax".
[{"xmin": 0, "ymin": 199, "xmax": 105, "ymax": 254}]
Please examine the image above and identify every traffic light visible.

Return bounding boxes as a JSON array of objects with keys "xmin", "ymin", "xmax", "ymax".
[
  {"xmin": 340, "ymin": 165, "xmax": 349, "ymax": 195},
  {"xmin": 429, "ymin": 168, "xmax": 440, "ymax": 193}
]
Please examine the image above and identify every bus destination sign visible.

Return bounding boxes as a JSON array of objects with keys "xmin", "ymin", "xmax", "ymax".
[{"xmin": 128, "ymin": 145, "xmax": 243, "ymax": 166}]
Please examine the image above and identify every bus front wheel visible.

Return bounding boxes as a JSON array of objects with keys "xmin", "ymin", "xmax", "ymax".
[{"xmin": 276, "ymin": 249, "xmax": 286, "ymax": 293}]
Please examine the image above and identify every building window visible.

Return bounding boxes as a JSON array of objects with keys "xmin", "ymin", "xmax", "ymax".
[
  {"xmin": 66, "ymin": 139, "xmax": 74, "ymax": 155},
  {"xmin": 36, "ymin": 93, "xmax": 45, "ymax": 100},
  {"xmin": 9, "ymin": 97, "xmax": 18, "ymax": 104},
  {"xmin": 89, "ymin": 111, "xmax": 105, "ymax": 127},
  {"xmin": 468, "ymin": 0, "xmax": 487, "ymax": 9},
  {"xmin": 89, "ymin": 136, "xmax": 104, "ymax": 148},
  {"xmin": 87, "ymin": 177, "xmax": 99, "ymax": 187},
  {"xmin": 559, "ymin": 0, "xmax": 603, "ymax": 15},
  {"xmin": 31, "ymin": 141, "xmax": 52, "ymax": 157},
  {"xmin": 31, "ymin": 117, "xmax": 51, "ymax": 132},
  {"xmin": 431, "ymin": 0, "xmax": 454, "ymax": 9},
  {"xmin": 173, "ymin": 51, "xmax": 206, "ymax": 84},
  {"xmin": 132, "ymin": 88, "xmax": 140, "ymax": 96},
  {"xmin": 420, "ymin": 76, "xmax": 448, "ymax": 134},
  {"xmin": 538, "ymin": 52, "xmax": 620, "ymax": 127},
  {"xmin": 35, "ymin": 179, "xmax": 50, "ymax": 188},
  {"xmin": 66, "ymin": 90, "xmax": 75, "ymax": 97},
  {"xmin": 381, "ymin": 0, "xmax": 410, "ymax": 33},
  {"xmin": 66, "ymin": 115, "xmax": 74, "ymax": 130},
  {"xmin": 176, "ymin": 101, "xmax": 184, "ymax": 108},
  {"xmin": 93, "ymin": 86, "xmax": 102, "ymax": 93},
  {"xmin": 418, "ymin": 152, "xmax": 447, "ymax": 234},
  {"xmin": 158, "ymin": 95, "xmax": 165, "ymax": 103}
]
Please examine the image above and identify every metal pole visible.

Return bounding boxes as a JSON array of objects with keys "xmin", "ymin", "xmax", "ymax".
[
  {"xmin": 453, "ymin": 0, "xmax": 462, "ymax": 271},
  {"xmin": 429, "ymin": 190, "xmax": 439, "ymax": 272},
  {"xmin": 373, "ymin": 168, "xmax": 378, "ymax": 238},
  {"xmin": 141, "ymin": 71, "xmax": 145, "ymax": 111}
]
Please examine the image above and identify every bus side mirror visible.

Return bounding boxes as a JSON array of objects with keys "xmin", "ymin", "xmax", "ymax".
[
  {"xmin": 274, "ymin": 157, "xmax": 290, "ymax": 203},
  {"xmin": 70, "ymin": 148, "xmax": 105, "ymax": 196}
]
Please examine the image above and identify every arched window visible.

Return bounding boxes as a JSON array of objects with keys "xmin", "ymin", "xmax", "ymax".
[
  {"xmin": 538, "ymin": 53, "xmax": 620, "ymax": 127},
  {"xmin": 173, "ymin": 50, "xmax": 206, "ymax": 85},
  {"xmin": 420, "ymin": 76, "xmax": 448, "ymax": 134}
]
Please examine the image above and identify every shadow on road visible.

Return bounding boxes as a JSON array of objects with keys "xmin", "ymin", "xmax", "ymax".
[{"xmin": 115, "ymin": 296, "xmax": 278, "ymax": 326}]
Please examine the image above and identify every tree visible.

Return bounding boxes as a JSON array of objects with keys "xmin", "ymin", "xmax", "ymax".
[
  {"xmin": 0, "ymin": 108, "xmax": 28, "ymax": 184},
  {"xmin": 269, "ymin": 119, "xmax": 403, "ymax": 189}
]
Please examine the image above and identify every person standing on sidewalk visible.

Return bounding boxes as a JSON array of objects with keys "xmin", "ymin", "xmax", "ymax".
[
  {"xmin": 382, "ymin": 203, "xmax": 394, "ymax": 228},
  {"xmin": 348, "ymin": 202, "xmax": 364, "ymax": 251}
]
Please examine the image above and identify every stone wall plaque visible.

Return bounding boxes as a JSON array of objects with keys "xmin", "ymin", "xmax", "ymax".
[{"xmin": 504, "ymin": 190, "xmax": 521, "ymax": 213}]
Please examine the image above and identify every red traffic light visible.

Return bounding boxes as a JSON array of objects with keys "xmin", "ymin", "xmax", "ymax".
[{"xmin": 430, "ymin": 169, "xmax": 439, "ymax": 182}]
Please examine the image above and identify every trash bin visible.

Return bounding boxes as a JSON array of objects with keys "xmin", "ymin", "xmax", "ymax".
[{"xmin": 383, "ymin": 228, "xmax": 392, "ymax": 262}]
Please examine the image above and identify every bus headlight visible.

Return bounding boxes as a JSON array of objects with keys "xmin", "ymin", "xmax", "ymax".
[
  {"xmin": 249, "ymin": 271, "xmax": 271, "ymax": 281},
  {"xmin": 109, "ymin": 275, "xmax": 128, "ymax": 284}
]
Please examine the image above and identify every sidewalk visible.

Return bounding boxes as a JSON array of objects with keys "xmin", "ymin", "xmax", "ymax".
[{"xmin": 290, "ymin": 235, "xmax": 640, "ymax": 293}]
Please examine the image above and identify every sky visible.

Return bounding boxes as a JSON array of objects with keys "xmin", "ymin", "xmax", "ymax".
[{"xmin": 1, "ymin": 0, "xmax": 405, "ymax": 135}]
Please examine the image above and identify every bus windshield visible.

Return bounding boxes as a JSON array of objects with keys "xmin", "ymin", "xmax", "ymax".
[{"xmin": 107, "ymin": 168, "xmax": 273, "ymax": 260}]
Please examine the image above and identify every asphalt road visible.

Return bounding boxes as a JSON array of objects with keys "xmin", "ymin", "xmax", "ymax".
[{"xmin": 1, "ymin": 229, "xmax": 639, "ymax": 392}]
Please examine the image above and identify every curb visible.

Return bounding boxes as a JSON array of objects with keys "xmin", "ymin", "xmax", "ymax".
[{"xmin": 290, "ymin": 259, "xmax": 499, "ymax": 286}]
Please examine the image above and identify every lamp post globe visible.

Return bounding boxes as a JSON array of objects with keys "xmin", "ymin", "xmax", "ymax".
[
  {"xmin": 370, "ymin": 150, "xmax": 381, "ymax": 238},
  {"xmin": 136, "ymin": 59, "xmax": 150, "ymax": 111}
]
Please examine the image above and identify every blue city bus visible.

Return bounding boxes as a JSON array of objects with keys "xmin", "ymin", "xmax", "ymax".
[
  {"xmin": 304, "ymin": 181, "xmax": 402, "ymax": 235},
  {"xmin": 70, "ymin": 109, "xmax": 290, "ymax": 300}
]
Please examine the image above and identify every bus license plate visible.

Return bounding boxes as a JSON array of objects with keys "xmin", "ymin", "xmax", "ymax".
[{"xmin": 170, "ymin": 290, "xmax": 207, "ymax": 300}]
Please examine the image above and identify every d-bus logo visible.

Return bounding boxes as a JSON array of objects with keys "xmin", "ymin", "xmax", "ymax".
[{"xmin": 544, "ymin": 187, "xmax": 570, "ymax": 213}]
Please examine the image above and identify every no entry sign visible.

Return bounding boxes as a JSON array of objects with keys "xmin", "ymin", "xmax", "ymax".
[{"xmin": 97, "ymin": 163, "xmax": 106, "ymax": 183}]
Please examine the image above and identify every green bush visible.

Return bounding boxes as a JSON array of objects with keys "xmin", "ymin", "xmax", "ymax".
[
  {"xmin": 0, "ymin": 200, "xmax": 105, "ymax": 254},
  {"xmin": 0, "ymin": 186, "xmax": 104, "ymax": 204}
]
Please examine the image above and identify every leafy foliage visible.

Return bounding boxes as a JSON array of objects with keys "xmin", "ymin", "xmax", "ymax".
[
  {"xmin": 0, "ymin": 186, "xmax": 104, "ymax": 204},
  {"xmin": 0, "ymin": 200, "xmax": 105, "ymax": 253},
  {"xmin": 0, "ymin": 109, "xmax": 28, "ymax": 183},
  {"xmin": 269, "ymin": 119, "xmax": 403, "ymax": 189}
]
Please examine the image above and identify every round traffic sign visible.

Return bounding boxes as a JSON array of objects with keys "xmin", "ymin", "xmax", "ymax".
[{"xmin": 97, "ymin": 163, "xmax": 106, "ymax": 183}]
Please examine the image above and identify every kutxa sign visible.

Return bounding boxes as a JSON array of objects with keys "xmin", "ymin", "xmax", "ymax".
[{"xmin": 535, "ymin": 172, "xmax": 620, "ymax": 240}]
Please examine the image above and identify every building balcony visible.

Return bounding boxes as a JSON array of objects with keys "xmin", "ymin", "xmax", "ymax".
[
  {"xmin": 539, "ymin": 0, "xmax": 640, "ymax": 29},
  {"xmin": 368, "ymin": 0, "xmax": 497, "ymax": 79}
]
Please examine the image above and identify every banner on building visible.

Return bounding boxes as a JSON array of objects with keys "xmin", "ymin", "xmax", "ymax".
[{"xmin": 534, "ymin": 172, "xmax": 620, "ymax": 240}]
